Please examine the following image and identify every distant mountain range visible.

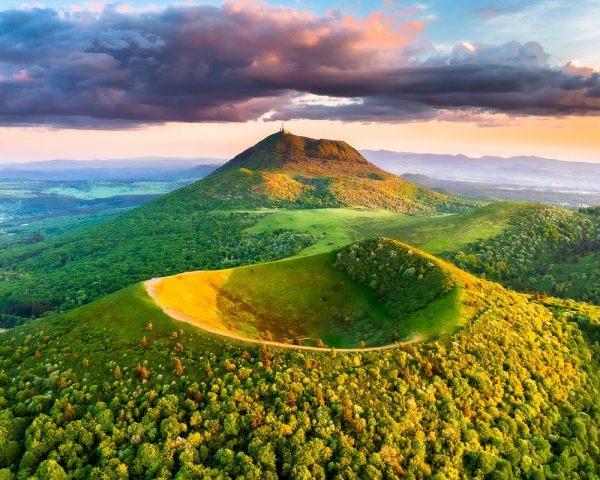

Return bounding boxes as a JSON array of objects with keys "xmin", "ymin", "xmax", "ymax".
[
  {"xmin": 363, "ymin": 151, "xmax": 600, "ymax": 192},
  {"xmin": 401, "ymin": 173, "xmax": 600, "ymax": 209},
  {"xmin": 4, "ymin": 150, "xmax": 600, "ymax": 195},
  {"xmin": 0, "ymin": 157, "xmax": 220, "ymax": 181}
]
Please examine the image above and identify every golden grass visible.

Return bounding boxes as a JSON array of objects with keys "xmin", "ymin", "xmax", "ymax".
[
  {"xmin": 152, "ymin": 269, "xmax": 236, "ymax": 334},
  {"xmin": 148, "ymin": 242, "xmax": 481, "ymax": 348},
  {"xmin": 149, "ymin": 252, "xmax": 400, "ymax": 347},
  {"xmin": 259, "ymin": 172, "xmax": 308, "ymax": 201}
]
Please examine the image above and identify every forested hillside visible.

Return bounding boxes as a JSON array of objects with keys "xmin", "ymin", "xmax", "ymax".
[
  {"xmin": 0, "ymin": 256, "xmax": 598, "ymax": 478},
  {"xmin": 450, "ymin": 206, "xmax": 600, "ymax": 304},
  {"xmin": 0, "ymin": 211, "xmax": 314, "ymax": 327}
]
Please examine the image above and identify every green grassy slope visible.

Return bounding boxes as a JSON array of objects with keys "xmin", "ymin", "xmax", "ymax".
[
  {"xmin": 150, "ymin": 239, "xmax": 475, "ymax": 348},
  {"xmin": 36, "ymin": 284, "xmax": 193, "ymax": 366},
  {"xmin": 0, "ymin": 255, "xmax": 598, "ymax": 478},
  {"xmin": 246, "ymin": 202, "xmax": 523, "ymax": 256},
  {"xmin": 0, "ymin": 283, "xmax": 227, "ymax": 388},
  {"xmin": 246, "ymin": 207, "xmax": 405, "ymax": 256},
  {"xmin": 247, "ymin": 202, "xmax": 600, "ymax": 307},
  {"xmin": 355, "ymin": 201, "xmax": 524, "ymax": 254}
]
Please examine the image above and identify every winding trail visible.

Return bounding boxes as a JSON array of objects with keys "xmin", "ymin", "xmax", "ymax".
[{"xmin": 144, "ymin": 278, "xmax": 423, "ymax": 352}]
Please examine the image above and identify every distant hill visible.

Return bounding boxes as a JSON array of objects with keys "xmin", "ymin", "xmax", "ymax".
[
  {"xmin": 365, "ymin": 150, "xmax": 600, "ymax": 191},
  {"xmin": 401, "ymin": 173, "xmax": 600, "ymax": 209},
  {"xmin": 156, "ymin": 131, "xmax": 474, "ymax": 214},
  {"xmin": 0, "ymin": 158, "xmax": 220, "ymax": 181}
]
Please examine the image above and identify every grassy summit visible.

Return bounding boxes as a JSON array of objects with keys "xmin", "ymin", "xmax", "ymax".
[
  {"xmin": 148, "ymin": 239, "xmax": 479, "ymax": 348},
  {"xmin": 156, "ymin": 131, "xmax": 474, "ymax": 214}
]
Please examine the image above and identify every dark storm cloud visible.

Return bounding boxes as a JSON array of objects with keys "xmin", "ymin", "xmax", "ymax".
[{"xmin": 0, "ymin": 3, "xmax": 598, "ymax": 127}]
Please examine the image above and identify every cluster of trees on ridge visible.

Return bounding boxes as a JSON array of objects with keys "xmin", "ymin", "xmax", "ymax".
[
  {"xmin": 579, "ymin": 206, "xmax": 600, "ymax": 216},
  {"xmin": 335, "ymin": 239, "xmax": 455, "ymax": 317}
]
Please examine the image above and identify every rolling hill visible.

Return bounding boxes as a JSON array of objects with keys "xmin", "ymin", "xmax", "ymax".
[
  {"xmin": 0, "ymin": 131, "xmax": 474, "ymax": 321},
  {"xmin": 146, "ymin": 239, "xmax": 476, "ymax": 348},
  {"xmin": 0, "ymin": 131, "xmax": 596, "ymax": 327},
  {"xmin": 0, "ymin": 200, "xmax": 596, "ymax": 325},
  {"xmin": 0, "ymin": 240, "xmax": 598, "ymax": 478},
  {"xmin": 364, "ymin": 149, "xmax": 600, "ymax": 191},
  {"xmin": 246, "ymin": 203, "xmax": 600, "ymax": 303}
]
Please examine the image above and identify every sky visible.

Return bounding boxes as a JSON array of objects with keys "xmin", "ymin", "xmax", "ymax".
[{"xmin": 0, "ymin": 0, "xmax": 599, "ymax": 162}]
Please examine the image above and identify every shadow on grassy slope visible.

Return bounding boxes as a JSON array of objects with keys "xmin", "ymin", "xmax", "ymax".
[{"xmin": 151, "ymin": 239, "xmax": 476, "ymax": 349}]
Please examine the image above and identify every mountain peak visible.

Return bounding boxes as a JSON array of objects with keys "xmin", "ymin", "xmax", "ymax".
[
  {"xmin": 225, "ymin": 130, "xmax": 369, "ymax": 171},
  {"xmin": 168, "ymin": 131, "xmax": 474, "ymax": 214}
]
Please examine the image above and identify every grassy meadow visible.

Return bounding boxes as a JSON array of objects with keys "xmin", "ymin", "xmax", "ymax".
[{"xmin": 245, "ymin": 202, "xmax": 526, "ymax": 256}]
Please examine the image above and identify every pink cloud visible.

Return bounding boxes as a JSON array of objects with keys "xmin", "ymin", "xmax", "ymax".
[{"xmin": 12, "ymin": 70, "xmax": 31, "ymax": 82}]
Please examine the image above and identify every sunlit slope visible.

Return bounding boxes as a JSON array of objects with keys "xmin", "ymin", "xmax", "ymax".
[
  {"xmin": 155, "ymin": 131, "xmax": 474, "ymax": 214},
  {"xmin": 148, "ymin": 239, "xmax": 482, "ymax": 348},
  {"xmin": 245, "ymin": 201, "xmax": 529, "ymax": 256},
  {"xmin": 2, "ymin": 254, "xmax": 599, "ymax": 477}
]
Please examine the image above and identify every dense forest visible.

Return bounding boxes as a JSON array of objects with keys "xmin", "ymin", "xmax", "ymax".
[
  {"xmin": 335, "ymin": 239, "xmax": 455, "ymax": 318},
  {"xmin": 0, "ymin": 210, "xmax": 314, "ymax": 327},
  {"xmin": 579, "ymin": 206, "xmax": 600, "ymax": 216},
  {"xmin": 0, "ymin": 271, "xmax": 598, "ymax": 478},
  {"xmin": 450, "ymin": 206, "xmax": 600, "ymax": 305}
]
